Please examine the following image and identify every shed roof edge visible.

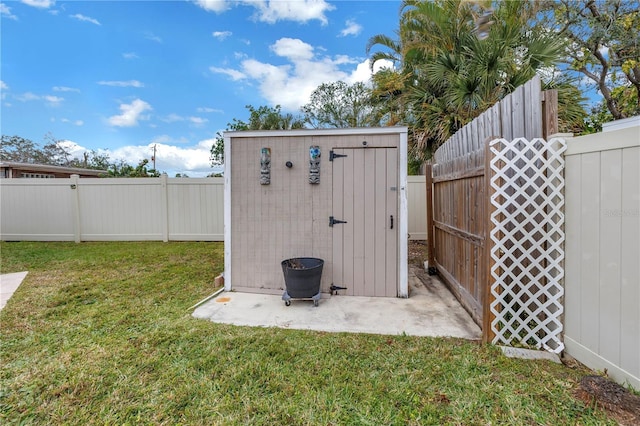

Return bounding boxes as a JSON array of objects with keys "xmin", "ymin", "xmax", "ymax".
[{"xmin": 224, "ymin": 126, "xmax": 408, "ymax": 138}]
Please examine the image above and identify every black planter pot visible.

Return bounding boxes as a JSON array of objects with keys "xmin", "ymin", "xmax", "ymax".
[{"xmin": 281, "ymin": 257, "xmax": 324, "ymax": 306}]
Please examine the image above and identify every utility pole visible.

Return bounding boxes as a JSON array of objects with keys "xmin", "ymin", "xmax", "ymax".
[{"xmin": 151, "ymin": 144, "xmax": 157, "ymax": 170}]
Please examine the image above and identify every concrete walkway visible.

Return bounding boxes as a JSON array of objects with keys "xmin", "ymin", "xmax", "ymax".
[
  {"xmin": 0, "ymin": 271, "xmax": 28, "ymax": 310},
  {"xmin": 193, "ymin": 266, "xmax": 482, "ymax": 339}
]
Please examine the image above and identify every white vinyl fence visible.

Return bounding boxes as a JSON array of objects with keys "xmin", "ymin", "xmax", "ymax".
[
  {"xmin": 564, "ymin": 125, "xmax": 640, "ymax": 389},
  {"xmin": 1, "ymin": 174, "xmax": 427, "ymax": 242},
  {"xmin": 0, "ymin": 175, "xmax": 225, "ymax": 242},
  {"xmin": 407, "ymin": 176, "xmax": 427, "ymax": 240}
]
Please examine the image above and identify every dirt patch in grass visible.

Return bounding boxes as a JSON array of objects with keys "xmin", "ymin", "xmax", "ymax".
[
  {"xmin": 575, "ymin": 375, "xmax": 640, "ymax": 426},
  {"xmin": 408, "ymin": 240, "xmax": 428, "ymax": 266}
]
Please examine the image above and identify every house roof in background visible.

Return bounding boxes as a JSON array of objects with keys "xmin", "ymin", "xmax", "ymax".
[{"xmin": 0, "ymin": 161, "xmax": 108, "ymax": 176}]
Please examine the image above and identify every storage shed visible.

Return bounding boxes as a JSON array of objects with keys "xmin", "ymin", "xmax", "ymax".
[{"xmin": 223, "ymin": 127, "xmax": 409, "ymax": 298}]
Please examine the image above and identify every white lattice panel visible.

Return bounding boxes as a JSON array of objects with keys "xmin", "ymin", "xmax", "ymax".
[{"xmin": 489, "ymin": 137, "xmax": 566, "ymax": 353}]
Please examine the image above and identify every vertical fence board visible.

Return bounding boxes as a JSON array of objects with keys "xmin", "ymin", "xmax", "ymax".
[
  {"xmin": 510, "ymin": 84, "xmax": 525, "ymax": 137},
  {"xmin": 598, "ymin": 149, "xmax": 623, "ymax": 363},
  {"xmin": 579, "ymin": 152, "xmax": 602, "ymax": 351},
  {"xmin": 542, "ymin": 90, "xmax": 559, "ymax": 138},
  {"xmin": 564, "ymin": 155, "xmax": 582, "ymax": 342},
  {"xmin": 619, "ymin": 146, "xmax": 640, "ymax": 383}
]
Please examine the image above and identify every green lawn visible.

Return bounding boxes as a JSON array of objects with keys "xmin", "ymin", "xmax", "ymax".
[{"xmin": 0, "ymin": 242, "xmax": 614, "ymax": 425}]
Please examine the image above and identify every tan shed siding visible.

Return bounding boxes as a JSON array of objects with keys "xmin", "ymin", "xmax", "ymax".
[{"xmin": 229, "ymin": 131, "xmax": 402, "ymax": 294}]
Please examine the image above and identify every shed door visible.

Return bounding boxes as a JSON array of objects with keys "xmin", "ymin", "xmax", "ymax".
[{"xmin": 331, "ymin": 148, "xmax": 398, "ymax": 297}]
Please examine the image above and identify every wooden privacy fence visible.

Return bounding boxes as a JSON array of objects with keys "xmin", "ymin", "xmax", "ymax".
[{"xmin": 426, "ymin": 76, "xmax": 562, "ymax": 347}]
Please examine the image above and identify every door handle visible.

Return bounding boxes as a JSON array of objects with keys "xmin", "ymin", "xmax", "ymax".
[{"xmin": 390, "ymin": 215, "xmax": 394, "ymax": 229}]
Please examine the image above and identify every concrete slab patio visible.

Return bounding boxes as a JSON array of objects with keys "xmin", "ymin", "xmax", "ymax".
[
  {"xmin": 0, "ymin": 271, "xmax": 28, "ymax": 310},
  {"xmin": 193, "ymin": 266, "xmax": 481, "ymax": 339}
]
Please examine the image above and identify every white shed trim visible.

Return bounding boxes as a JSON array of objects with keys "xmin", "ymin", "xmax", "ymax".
[
  {"xmin": 398, "ymin": 129, "xmax": 409, "ymax": 297},
  {"xmin": 225, "ymin": 126, "xmax": 407, "ymax": 138},
  {"xmin": 223, "ymin": 134, "xmax": 232, "ymax": 292}
]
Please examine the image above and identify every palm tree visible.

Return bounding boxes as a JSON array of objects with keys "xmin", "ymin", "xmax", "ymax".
[{"xmin": 368, "ymin": 0, "xmax": 572, "ymax": 159}]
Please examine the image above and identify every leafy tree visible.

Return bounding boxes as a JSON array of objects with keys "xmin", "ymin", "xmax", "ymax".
[
  {"xmin": 83, "ymin": 150, "xmax": 112, "ymax": 170},
  {"xmin": 244, "ymin": 105, "xmax": 305, "ymax": 131},
  {"xmin": 107, "ymin": 158, "xmax": 160, "ymax": 177},
  {"xmin": 1, "ymin": 134, "xmax": 115, "ymax": 170},
  {"xmin": 301, "ymin": 81, "xmax": 380, "ymax": 128},
  {"xmin": 210, "ymin": 105, "xmax": 305, "ymax": 166},
  {"xmin": 39, "ymin": 132, "xmax": 74, "ymax": 166},
  {"xmin": 583, "ymin": 84, "xmax": 639, "ymax": 133},
  {"xmin": 547, "ymin": 0, "xmax": 640, "ymax": 120},
  {"xmin": 1, "ymin": 135, "xmax": 43, "ymax": 163}
]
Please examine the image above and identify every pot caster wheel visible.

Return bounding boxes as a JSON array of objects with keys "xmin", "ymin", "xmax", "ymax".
[
  {"xmin": 313, "ymin": 300, "xmax": 319, "ymax": 307},
  {"xmin": 285, "ymin": 300, "xmax": 291, "ymax": 306}
]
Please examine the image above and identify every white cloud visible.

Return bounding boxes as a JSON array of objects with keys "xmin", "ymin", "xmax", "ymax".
[
  {"xmin": 60, "ymin": 118, "xmax": 84, "ymax": 126},
  {"xmin": 15, "ymin": 92, "xmax": 40, "ymax": 102},
  {"xmin": 110, "ymin": 138, "xmax": 217, "ymax": 176},
  {"xmin": 163, "ymin": 113, "xmax": 184, "ymax": 123},
  {"xmin": 194, "ymin": 0, "xmax": 333, "ymax": 24},
  {"xmin": 15, "ymin": 92, "xmax": 63, "ymax": 105},
  {"xmin": 58, "ymin": 139, "xmax": 88, "ymax": 158},
  {"xmin": 123, "ymin": 52, "xmax": 139, "ymax": 59},
  {"xmin": 339, "ymin": 19, "xmax": 362, "ymax": 37},
  {"xmin": 108, "ymin": 99, "xmax": 152, "ymax": 127},
  {"xmin": 249, "ymin": 0, "xmax": 334, "ymax": 25},
  {"xmin": 271, "ymin": 38, "xmax": 314, "ymax": 61},
  {"xmin": 43, "ymin": 95, "xmax": 64, "ymax": 105},
  {"xmin": 371, "ymin": 58, "xmax": 394, "ymax": 74},
  {"xmin": 161, "ymin": 113, "xmax": 209, "ymax": 127},
  {"xmin": 20, "ymin": 0, "xmax": 54, "ymax": 8},
  {"xmin": 347, "ymin": 59, "xmax": 394, "ymax": 85},
  {"xmin": 212, "ymin": 30, "xmax": 232, "ymax": 40},
  {"xmin": 1, "ymin": 4, "xmax": 18, "ymax": 20},
  {"xmin": 70, "ymin": 13, "xmax": 101, "ymax": 25},
  {"xmin": 194, "ymin": 0, "xmax": 229, "ymax": 13},
  {"xmin": 214, "ymin": 38, "xmax": 389, "ymax": 110},
  {"xmin": 1, "ymin": 80, "xmax": 8, "ymax": 100},
  {"xmin": 209, "ymin": 66, "xmax": 246, "ymax": 80},
  {"xmin": 197, "ymin": 106, "xmax": 223, "ymax": 113},
  {"xmin": 145, "ymin": 32, "xmax": 162, "ymax": 43},
  {"xmin": 98, "ymin": 80, "xmax": 144, "ymax": 88},
  {"xmin": 53, "ymin": 86, "xmax": 80, "ymax": 92},
  {"xmin": 189, "ymin": 116, "xmax": 209, "ymax": 126}
]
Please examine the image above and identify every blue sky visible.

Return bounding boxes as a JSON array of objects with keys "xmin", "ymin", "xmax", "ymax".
[{"xmin": 1, "ymin": 0, "xmax": 399, "ymax": 176}]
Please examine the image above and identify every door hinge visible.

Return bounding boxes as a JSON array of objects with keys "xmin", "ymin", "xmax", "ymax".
[
  {"xmin": 329, "ymin": 151, "xmax": 347, "ymax": 161},
  {"xmin": 329, "ymin": 216, "xmax": 348, "ymax": 227}
]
